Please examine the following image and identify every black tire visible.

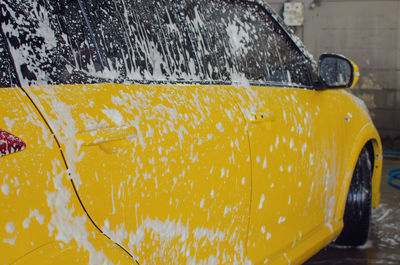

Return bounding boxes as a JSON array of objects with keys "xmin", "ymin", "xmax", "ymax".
[{"xmin": 335, "ymin": 146, "xmax": 372, "ymax": 246}]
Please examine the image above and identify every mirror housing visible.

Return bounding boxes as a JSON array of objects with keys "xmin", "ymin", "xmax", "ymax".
[{"xmin": 318, "ymin": 54, "xmax": 359, "ymax": 89}]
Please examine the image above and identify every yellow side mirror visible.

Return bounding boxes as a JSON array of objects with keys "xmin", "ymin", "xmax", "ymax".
[{"xmin": 349, "ymin": 59, "xmax": 360, "ymax": 89}]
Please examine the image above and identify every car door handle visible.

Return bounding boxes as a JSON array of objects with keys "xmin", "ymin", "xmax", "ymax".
[
  {"xmin": 249, "ymin": 112, "xmax": 276, "ymax": 123},
  {"xmin": 76, "ymin": 126, "xmax": 137, "ymax": 150}
]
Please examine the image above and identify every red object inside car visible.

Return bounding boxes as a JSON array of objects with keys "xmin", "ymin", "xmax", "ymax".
[{"xmin": 0, "ymin": 129, "xmax": 26, "ymax": 157}]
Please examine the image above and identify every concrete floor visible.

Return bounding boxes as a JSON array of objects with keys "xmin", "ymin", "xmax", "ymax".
[{"xmin": 305, "ymin": 156, "xmax": 400, "ymax": 265}]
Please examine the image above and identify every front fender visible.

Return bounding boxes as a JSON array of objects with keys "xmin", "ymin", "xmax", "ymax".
[{"xmin": 335, "ymin": 122, "xmax": 382, "ymax": 221}]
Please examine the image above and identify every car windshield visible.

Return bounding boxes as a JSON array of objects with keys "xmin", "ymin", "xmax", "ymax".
[{"xmin": 0, "ymin": 0, "xmax": 311, "ymax": 87}]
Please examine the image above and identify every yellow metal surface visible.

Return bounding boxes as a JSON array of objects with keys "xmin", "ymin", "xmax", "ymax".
[
  {"xmin": 350, "ymin": 60, "xmax": 360, "ymax": 89},
  {"xmin": 230, "ymin": 84, "xmax": 381, "ymax": 264},
  {"xmin": 1, "ymin": 80, "xmax": 382, "ymax": 264},
  {"xmin": 0, "ymin": 86, "xmax": 134, "ymax": 265},
  {"xmin": 22, "ymin": 83, "xmax": 252, "ymax": 264},
  {"xmin": 11, "ymin": 232, "xmax": 133, "ymax": 265}
]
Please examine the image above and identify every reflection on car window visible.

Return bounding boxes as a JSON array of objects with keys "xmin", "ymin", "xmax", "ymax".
[
  {"xmin": 0, "ymin": 0, "xmax": 311, "ymax": 87},
  {"xmin": 0, "ymin": 29, "xmax": 18, "ymax": 88}
]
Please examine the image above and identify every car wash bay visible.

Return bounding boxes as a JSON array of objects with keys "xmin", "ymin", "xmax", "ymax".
[{"xmin": 305, "ymin": 156, "xmax": 400, "ymax": 264}]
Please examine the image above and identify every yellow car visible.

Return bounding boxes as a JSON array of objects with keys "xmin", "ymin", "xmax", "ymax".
[{"xmin": 0, "ymin": 0, "xmax": 382, "ymax": 264}]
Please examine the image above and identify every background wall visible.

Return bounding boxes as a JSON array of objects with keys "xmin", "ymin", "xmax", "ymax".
[{"xmin": 267, "ymin": 0, "xmax": 400, "ymax": 150}]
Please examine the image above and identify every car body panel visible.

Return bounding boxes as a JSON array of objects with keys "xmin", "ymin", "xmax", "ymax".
[
  {"xmin": 21, "ymin": 82, "xmax": 252, "ymax": 263},
  {"xmin": 229, "ymin": 85, "xmax": 382, "ymax": 264},
  {"xmin": 0, "ymin": 86, "xmax": 135, "ymax": 265},
  {"xmin": 11, "ymin": 234, "xmax": 133, "ymax": 265},
  {"xmin": 4, "ymin": 81, "xmax": 382, "ymax": 265},
  {"xmin": 230, "ymin": 85, "xmax": 325, "ymax": 262},
  {"xmin": 332, "ymin": 91, "xmax": 383, "ymax": 216},
  {"xmin": 0, "ymin": 86, "xmax": 64, "ymax": 265}
]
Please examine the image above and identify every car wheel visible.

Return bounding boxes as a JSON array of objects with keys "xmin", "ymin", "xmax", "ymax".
[{"xmin": 335, "ymin": 146, "xmax": 372, "ymax": 246}]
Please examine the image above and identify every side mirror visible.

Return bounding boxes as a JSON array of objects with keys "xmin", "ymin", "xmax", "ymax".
[{"xmin": 318, "ymin": 54, "xmax": 359, "ymax": 89}]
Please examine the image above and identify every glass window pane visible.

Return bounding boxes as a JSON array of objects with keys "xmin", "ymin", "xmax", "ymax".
[
  {"xmin": 1, "ymin": 0, "xmax": 106, "ymax": 86},
  {"xmin": 1, "ymin": 0, "xmax": 311, "ymax": 86},
  {"xmin": 273, "ymin": 25, "xmax": 311, "ymax": 86},
  {"xmin": 0, "ymin": 28, "xmax": 18, "ymax": 88},
  {"xmin": 183, "ymin": 0, "xmax": 311, "ymax": 86},
  {"xmin": 81, "ymin": 0, "xmax": 199, "ymax": 81}
]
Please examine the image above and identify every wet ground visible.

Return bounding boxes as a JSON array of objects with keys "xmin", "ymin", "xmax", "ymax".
[{"xmin": 305, "ymin": 156, "xmax": 400, "ymax": 265}]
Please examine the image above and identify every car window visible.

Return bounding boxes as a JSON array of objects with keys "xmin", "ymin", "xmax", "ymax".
[
  {"xmin": 0, "ymin": 27, "xmax": 19, "ymax": 88},
  {"xmin": 80, "ymin": 0, "xmax": 200, "ymax": 81},
  {"xmin": 1, "ymin": 0, "xmax": 104, "ymax": 86},
  {"xmin": 184, "ymin": 0, "xmax": 282, "ymax": 84},
  {"xmin": 50, "ymin": 0, "xmax": 106, "ymax": 75},
  {"xmin": 272, "ymin": 25, "xmax": 311, "ymax": 86},
  {"xmin": 1, "ymin": 0, "xmax": 311, "ymax": 87},
  {"xmin": 1, "ymin": 0, "xmax": 201, "ymax": 85},
  {"xmin": 183, "ymin": 0, "xmax": 311, "ymax": 86}
]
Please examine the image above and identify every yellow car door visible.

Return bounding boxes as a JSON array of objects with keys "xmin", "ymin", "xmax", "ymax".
[
  {"xmin": 238, "ymin": 86, "xmax": 317, "ymax": 263},
  {"xmin": 2, "ymin": 1, "xmax": 253, "ymax": 263},
  {"xmin": 182, "ymin": 0, "xmax": 351, "ymax": 263},
  {"xmin": 24, "ymin": 82, "xmax": 252, "ymax": 263},
  {"xmin": 240, "ymin": 86, "xmax": 350, "ymax": 264}
]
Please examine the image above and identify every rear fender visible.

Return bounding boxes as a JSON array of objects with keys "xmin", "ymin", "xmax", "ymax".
[{"xmin": 0, "ymin": 86, "xmax": 136, "ymax": 265}]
